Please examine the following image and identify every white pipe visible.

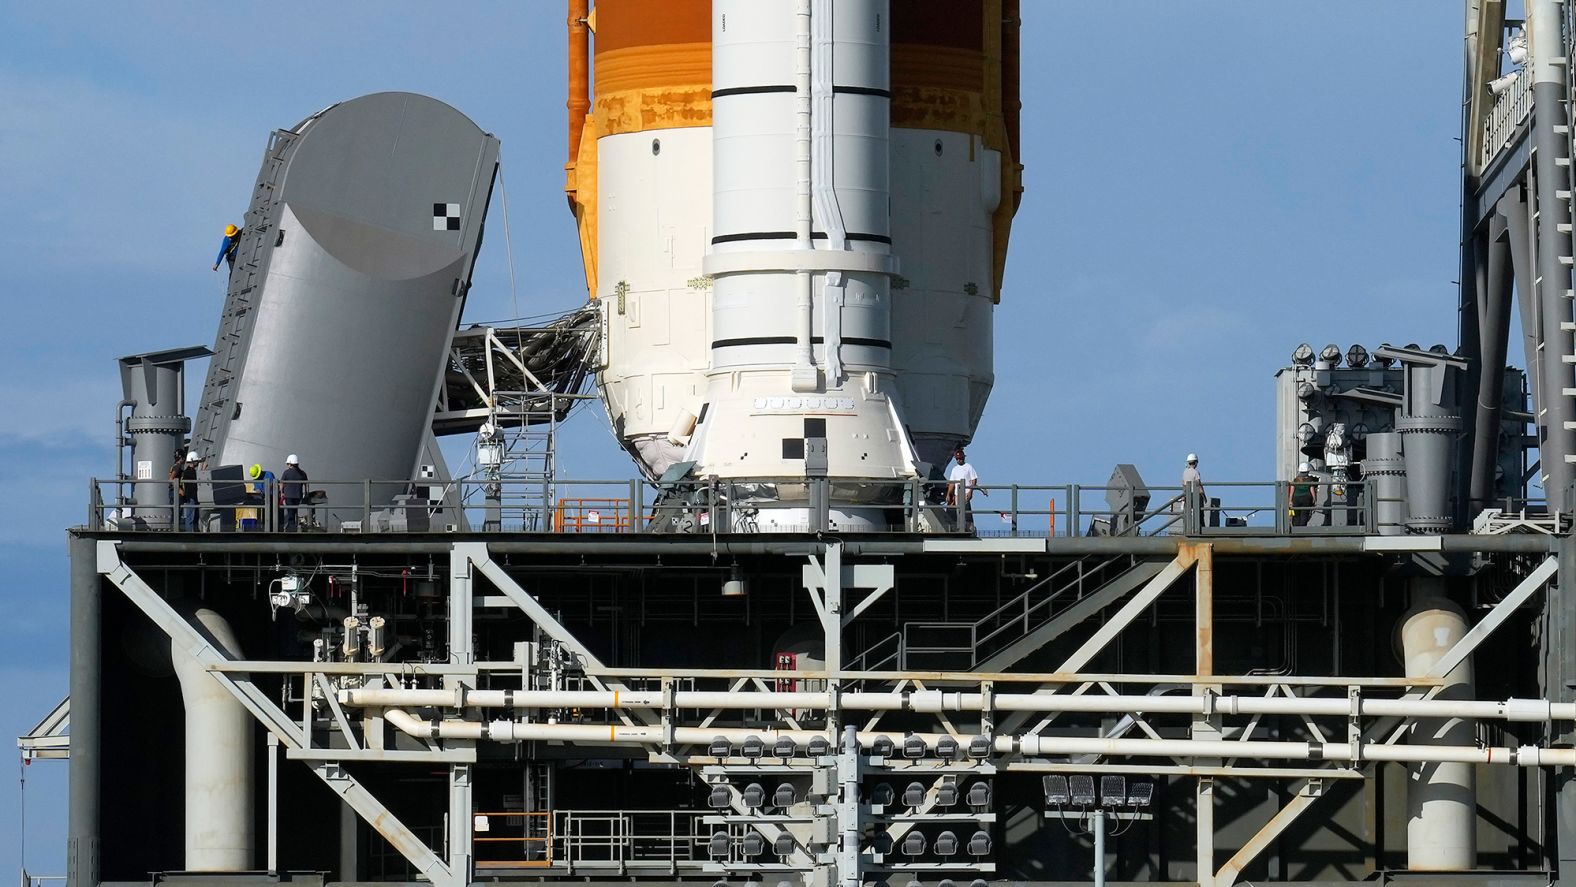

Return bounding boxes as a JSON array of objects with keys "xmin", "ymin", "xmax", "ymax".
[
  {"xmin": 377, "ymin": 710, "xmax": 1575, "ymax": 768},
  {"xmin": 811, "ymin": 0, "xmax": 847, "ymax": 385},
  {"xmin": 172, "ymin": 608, "xmax": 254, "ymax": 871},
  {"xmin": 340, "ymin": 686, "xmax": 1576, "ymax": 722},
  {"xmin": 789, "ymin": 0, "xmax": 817, "ymax": 392},
  {"xmin": 1401, "ymin": 588, "xmax": 1476, "ymax": 870}
]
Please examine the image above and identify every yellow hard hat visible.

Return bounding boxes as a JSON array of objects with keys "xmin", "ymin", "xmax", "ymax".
[
  {"xmin": 249, "ymin": 463, "xmax": 262, "ymax": 479},
  {"xmin": 224, "ymin": 224, "xmax": 239, "ymax": 237}
]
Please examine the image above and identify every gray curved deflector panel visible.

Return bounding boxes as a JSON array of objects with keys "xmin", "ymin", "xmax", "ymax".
[{"xmin": 192, "ymin": 92, "xmax": 499, "ymax": 513}]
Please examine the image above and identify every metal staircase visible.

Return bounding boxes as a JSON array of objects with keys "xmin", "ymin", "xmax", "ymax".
[{"xmin": 847, "ymin": 555, "xmax": 1165, "ymax": 673}]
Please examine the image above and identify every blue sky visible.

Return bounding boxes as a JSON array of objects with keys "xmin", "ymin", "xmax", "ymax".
[{"xmin": 0, "ymin": 1, "xmax": 1464, "ymax": 876}]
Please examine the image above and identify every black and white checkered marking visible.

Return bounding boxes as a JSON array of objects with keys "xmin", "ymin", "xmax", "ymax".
[{"xmin": 433, "ymin": 203, "xmax": 461, "ymax": 231}]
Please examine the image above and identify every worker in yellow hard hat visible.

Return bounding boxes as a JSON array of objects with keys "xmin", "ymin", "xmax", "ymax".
[
  {"xmin": 239, "ymin": 462, "xmax": 275, "ymax": 530},
  {"xmin": 212, "ymin": 223, "xmax": 243, "ymax": 271}
]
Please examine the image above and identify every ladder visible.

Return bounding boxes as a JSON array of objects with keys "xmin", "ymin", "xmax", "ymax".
[{"xmin": 190, "ymin": 128, "xmax": 297, "ymax": 459}]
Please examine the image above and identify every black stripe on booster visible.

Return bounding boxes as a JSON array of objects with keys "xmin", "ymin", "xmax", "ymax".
[
  {"xmin": 710, "ymin": 231, "xmax": 893, "ymax": 245},
  {"xmin": 712, "ymin": 85, "xmax": 890, "ymax": 99},
  {"xmin": 711, "ymin": 336, "xmax": 892, "ymax": 350}
]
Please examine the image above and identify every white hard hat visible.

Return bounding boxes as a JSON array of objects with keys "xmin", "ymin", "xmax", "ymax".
[
  {"xmin": 286, "ymin": 454, "xmax": 299, "ymax": 464},
  {"xmin": 1298, "ymin": 461, "xmax": 1311, "ymax": 473},
  {"xmin": 186, "ymin": 451, "xmax": 200, "ymax": 462},
  {"xmin": 1186, "ymin": 453, "xmax": 1198, "ymax": 463}
]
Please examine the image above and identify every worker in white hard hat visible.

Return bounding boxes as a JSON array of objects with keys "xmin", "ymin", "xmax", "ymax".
[
  {"xmin": 1290, "ymin": 461, "xmax": 1319, "ymax": 527},
  {"xmin": 179, "ymin": 450, "xmax": 203, "ymax": 531},
  {"xmin": 1181, "ymin": 453, "xmax": 1207, "ymax": 530},
  {"xmin": 281, "ymin": 454, "xmax": 308, "ymax": 531}
]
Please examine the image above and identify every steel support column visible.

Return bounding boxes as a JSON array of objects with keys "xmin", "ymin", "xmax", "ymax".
[
  {"xmin": 67, "ymin": 535, "xmax": 99, "ymax": 887},
  {"xmin": 1193, "ymin": 544, "xmax": 1219, "ymax": 887},
  {"xmin": 1555, "ymin": 532, "xmax": 1576, "ymax": 885}
]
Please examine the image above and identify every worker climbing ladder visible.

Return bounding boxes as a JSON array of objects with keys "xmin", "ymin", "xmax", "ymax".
[{"xmin": 191, "ymin": 125, "xmax": 304, "ymax": 459}]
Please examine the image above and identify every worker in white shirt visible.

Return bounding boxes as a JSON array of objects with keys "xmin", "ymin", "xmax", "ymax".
[
  {"xmin": 946, "ymin": 445, "xmax": 980, "ymax": 532},
  {"xmin": 1182, "ymin": 452, "xmax": 1206, "ymax": 529}
]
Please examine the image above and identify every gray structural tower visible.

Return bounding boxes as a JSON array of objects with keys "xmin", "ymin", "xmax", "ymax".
[
  {"xmin": 116, "ymin": 346, "xmax": 209, "ymax": 528},
  {"xmin": 191, "ymin": 92, "xmax": 499, "ymax": 511}
]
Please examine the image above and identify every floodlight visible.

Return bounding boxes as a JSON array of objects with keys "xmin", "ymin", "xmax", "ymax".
[
  {"xmin": 934, "ymin": 831, "xmax": 959, "ymax": 857},
  {"xmin": 773, "ymin": 783, "xmax": 795, "ymax": 809},
  {"xmin": 968, "ymin": 831, "xmax": 992, "ymax": 857},
  {"xmin": 708, "ymin": 785, "xmax": 731, "ymax": 809},
  {"xmin": 709, "ymin": 832, "xmax": 730, "ymax": 857},
  {"xmin": 1043, "ymin": 774, "xmax": 1070, "ymax": 805},
  {"xmin": 773, "ymin": 736, "xmax": 797, "ymax": 758},
  {"xmin": 742, "ymin": 833, "xmax": 766, "ymax": 857},
  {"xmin": 742, "ymin": 782, "xmax": 765, "ymax": 809},
  {"xmin": 773, "ymin": 832, "xmax": 796, "ymax": 856},
  {"xmin": 1346, "ymin": 344, "xmax": 1369, "ymax": 368},
  {"xmin": 1069, "ymin": 775, "xmax": 1097, "ymax": 806},
  {"xmin": 968, "ymin": 736, "xmax": 992, "ymax": 758},
  {"xmin": 901, "ymin": 831, "xmax": 927, "ymax": 857},
  {"xmin": 1292, "ymin": 343, "xmax": 1315, "ymax": 365},
  {"xmin": 1126, "ymin": 780, "xmax": 1155, "ymax": 809},
  {"xmin": 903, "ymin": 734, "xmax": 926, "ymax": 758},
  {"xmin": 708, "ymin": 736, "xmax": 732, "ymax": 757},
  {"xmin": 741, "ymin": 735, "xmax": 765, "ymax": 758},
  {"xmin": 871, "ymin": 782, "xmax": 895, "ymax": 808},
  {"xmin": 1490, "ymin": 72, "xmax": 1521, "ymax": 95},
  {"xmin": 935, "ymin": 735, "xmax": 959, "ymax": 759},
  {"xmin": 807, "ymin": 736, "xmax": 831, "ymax": 757},
  {"xmin": 1319, "ymin": 344, "xmax": 1343, "ymax": 366},
  {"xmin": 1099, "ymin": 775, "xmax": 1127, "ymax": 808},
  {"xmin": 871, "ymin": 735, "xmax": 895, "ymax": 757},
  {"xmin": 903, "ymin": 781, "xmax": 926, "ymax": 807},
  {"xmin": 966, "ymin": 781, "xmax": 992, "ymax": 809},
  {"xmin": 1509, "ymin": 35, "xmax": 1528, "ymax": 65},
  {"xmin": 935, "ymin": 780, "xmax": 959, "ymax": 807}
]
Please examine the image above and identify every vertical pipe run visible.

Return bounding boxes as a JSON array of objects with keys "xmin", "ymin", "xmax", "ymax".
[
  {"xmin": 1470, "ymin": 211, "xmax": 1516, "ymax": 511},
  {"xmin": 172, "ymin": 607, "xmax": 255, "ymax": 871},
  {"xmin": 67, "ymin": 536, "xmax": 99, "ymax": 887},
  {"xmin": 791, "ymin": 0, "xmax": 818, "ymax": 391},
  {"xmin": 1528, "ymin": 0, "xmax": 1576, "ymax": 507},
  {"xmin": 566, "ymin": 0, "xmax": 589, "ymax": 166},
  {"xmin": 1365, "ymin": 433, "xmax": 1408, "ymax": 535},
  {"xmin": 1400, "ymin": 581, "xmax": 1477, "ymax": 870}
]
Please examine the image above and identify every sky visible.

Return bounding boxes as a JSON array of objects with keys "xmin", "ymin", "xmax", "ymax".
[{"xmin": 0, "ymin": 1, "xmax": 1466, "ymax": 877}]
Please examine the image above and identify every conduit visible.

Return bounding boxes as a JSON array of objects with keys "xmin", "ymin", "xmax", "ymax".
[
  {"xmin": 375, "ymin": 711, "xmax": 1575, "ymax": 768},
  {"xmin": 340, "ymin": 687, "xmax": 1576, "ymax": 723},
  {"xmin": 790, "ymin": 0, "xmax": 818, "ymax": 392}
]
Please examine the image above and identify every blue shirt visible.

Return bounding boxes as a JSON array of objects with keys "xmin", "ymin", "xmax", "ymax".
[{"xmin": 215, "ymin": 232, "xmax": 240, "ymax": 266}]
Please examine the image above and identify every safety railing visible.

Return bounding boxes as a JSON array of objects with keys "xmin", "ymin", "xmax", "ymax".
[
  {"xmin": 550, "ymin": 809, "xmax": 710, "ymax": 871},
  {"xmin": 86, "ymin": 476, "xmax": 1388, "ymax": 538},
  {"xmin": 1481, "ymin": 48, "xmax": 1534, "ymax": 170},
  {"xmin": 554, "ymin": 497, "xmax": 633, "ymax": 533}
]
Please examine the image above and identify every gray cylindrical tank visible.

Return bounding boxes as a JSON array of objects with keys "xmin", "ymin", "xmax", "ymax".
[
  {"xmin": 194, "ymin": 93, "xmax": 499, "ymax": 514},
  {"xmin": 119, "ymin": 347, "xmax": 208, "ymax": 528},
  {"xmin": 1363, "ymin": 432, "xmax": 1406, "ymax": 536}
]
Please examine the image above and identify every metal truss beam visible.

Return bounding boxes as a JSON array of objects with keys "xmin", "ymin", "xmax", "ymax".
[
  {"xmin": 1215, "ymin": 556, "xmax": 1559, "ymax": 885},
  {"xmin": 1057, "ymin": 547, "xmax": 1197, "ymax": 674},
  {"xmin": 95, "ymin": 541, "xmax": 458, "ymax": 885}
]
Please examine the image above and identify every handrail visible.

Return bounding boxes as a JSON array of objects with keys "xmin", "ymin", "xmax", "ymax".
[{"xmin": 84, "ymin": 475, "xmax": 1508, "ymax": 538}]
